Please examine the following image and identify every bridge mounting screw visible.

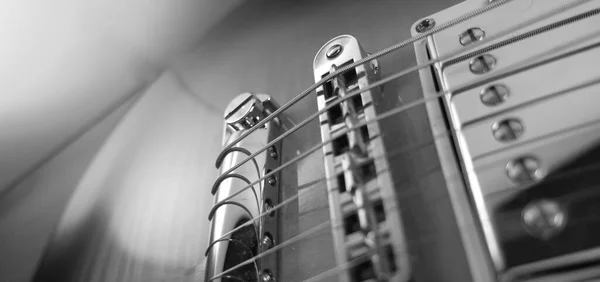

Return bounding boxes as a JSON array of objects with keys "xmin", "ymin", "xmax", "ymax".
[
  {"xmin": 469, "ymin": 54, "xmax": 496, "ymax": 74},
  {"xmin": 416, "ymin": 18, "xmax": 435, "ymax": 33},
  {"xmin": 326, "ymin": 44, "xmax": 343, "ymax": 59},
  {"xmin": 522, "ymin": 199, "xmax": 567, "ymax": 239},
  {"xmin": 480, "ymin": 84, "xmax": 509, "ymax": 106},
  {"xmin": 506, "ymin": 156, "xmax": 543, "ymax": 184},
  {"xmin": 459, "ymin": 28, "xmax": 485, "ymax": 45},
  {"xmin": 492, "ymin": 118, "xmax": 523, "ymax": 142}
]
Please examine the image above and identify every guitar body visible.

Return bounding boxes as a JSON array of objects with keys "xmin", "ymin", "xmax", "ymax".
[{"xmin": 33, "ymin": 0, "xmax": 600, "ymax": 281}]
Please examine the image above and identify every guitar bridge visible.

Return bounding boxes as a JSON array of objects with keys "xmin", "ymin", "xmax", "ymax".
[{"xmin": 313, "ymin": 35, "xmax": 411, "ymax": 282}]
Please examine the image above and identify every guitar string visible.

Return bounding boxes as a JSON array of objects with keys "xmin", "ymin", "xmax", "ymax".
[
  {"xmin": 306, "ymin": 198, "xmax": 600, "ymax": 282},
  {"xmin": 204, "ymin": 7, "xmax": 600, "ymax": 280},
  {"xmin": 211, "ymin": 0, "xmax": 593, "ymax": 207},
  {"xmin": 209, "ymin": 148, "xmax": 600, "ymax": 282},
  {"xmin": 204, "ymin": 96, "xmax": 600, "ymax": 280},
  {"xmin": 210, "ymin": 1, "xmax": 598, "ymax": 217},
  {"xmin": 205, "ymin": 78, "xmax": 600, "ymax": 255},
  {"xmin": 214, "ymin": 0, "xmax": 517, "ymax": 175}
]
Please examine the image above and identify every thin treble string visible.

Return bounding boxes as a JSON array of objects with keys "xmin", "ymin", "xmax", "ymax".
[
  {"xmin": 213, "ymin": 0, "xmax": 592, "ymax": 192},
  {"xmin": 211, "ymin": 4, "xmax": 599, "ymax": 215},
  {"xmin": 215, "ymin": 0, "xmax": 518, "ymax": 175}
]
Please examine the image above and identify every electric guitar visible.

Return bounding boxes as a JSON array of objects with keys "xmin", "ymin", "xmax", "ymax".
[{"xmin": 33, "ymin": 0, "xmax": 600, "ymax": 281}]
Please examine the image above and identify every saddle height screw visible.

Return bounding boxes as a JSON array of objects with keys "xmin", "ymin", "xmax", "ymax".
[
  {"xmin": 459, "ymin": 28, "xmax": 485, "ymax": 45},
  {"xmin": 522, "ymin": 199, "xmax": 567, "ymax": 239},
  {"xmin": 469, "ymin": 54, "xmax": 496, "ymax": 74},
  {"xmin": 492, "ymin": 118, "xmax": 523, "ymax": 142},
  {"xmin": 326, "ymin": 44, "xmax": 343, "ymax": 59},
  {"xmin": 506, "ymin": 156, "xmax": 543, "ymax": 184},
  {"xmin": 480, "ymin": 84, "xmax": 509, "ymax": 106},
  {"xmin": 416, "ymin": 18, "xmax": 435, "ymax": 33}
]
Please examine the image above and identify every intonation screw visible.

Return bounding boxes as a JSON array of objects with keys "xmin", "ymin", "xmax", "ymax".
[
  {"xmin": 459, "ymin": 28, "xmax": 485, "ymax": 45},
  {"xmin": 522, "ymin": 199, "xmax": 567, "ymax": 239},
  {"xmin": 416, "ymin": 19, "xmax": 435, "ymax": 33},
  {"xmin": 480, "ymin": 84, "xmax": 509, "ymax": 106},
  {"xmin": 268, "ymin": 146, "xmax": 278, "ymax": 159},
  {"xmin": 261, "ymin": 233, "xmax": 274, "ymax": 250},
  {"xmin": 506, "ymin": 156, "xmax": 544, "ymax": 184},
  {"xmin": 261, "ymin": 270, "xmax": 275, "ymax": 282},
  {"xmin": 492, "ymin": 118, "xmax": 523, "ymax": 142},
  {"xmin": 326, "ymin": 44, "xmax": 343, "ymax": 59},
  {"xmin": 469, "ymin": 54, "xmax": 496, "ymax": 74}
]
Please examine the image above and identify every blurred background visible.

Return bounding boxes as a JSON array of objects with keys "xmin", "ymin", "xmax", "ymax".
[{"xmin": 0, "ymin": 1, "xmax": 244, "ymax": 280}]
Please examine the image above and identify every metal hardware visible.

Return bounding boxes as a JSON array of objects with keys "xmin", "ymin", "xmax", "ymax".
[
  {"xmin": 264, "ymin": 199, "xmax": 275, "ymax": 217},
  {"xmin": 267, "ymin": 175, "xmax": 277, "ymax": 186},
  {"xmin": 416, "ymin": 18, "xmax": 435, "ymax": 33},
  {"xmin": 492, "ymin": 118, "xmax": 523, "ymax": 142},
  {"xmin": 314, "ymin": 35, "xmax": 411, "ymax": 282},
  {"xmin": 224, "ymin": 92, "xmax": 269, "ymax": 131},
  {"xmin": 469, "ymin": 54, "xmax": 496, "ymax": 74},
  {"xmin": 261, "ymin": 233, "xmax": 275, "ymax": 249},
  {"xmin": 522, "ymin": 199, "xmax": 567, "ymax": 240},
  {"xmin": 417, "ymin": 1, "xmax": 600, "ymax": 281},
  {"xmin": 459, "ymin": 28, "xmax": 485, "ymax": 46},
  {"xmin": 268, "ymin": 146, "xmax": 278, "ymax": 159},
  {"xmin": 206, "ymin": 93, "xmax": 284, "ymax": 282},
  {"xmin": 506, "ymin": 156, "xmax": 543, "ymax": 184},
  {"xmin": 326, "ymin": 44, "xmax": 343, "ymax": 59},
  {"xmin": 480, "ymin": 84, "xmax": 509, "ymax": 106},
  {"xmin": 261, "ymin": 270, "xmax": 275, "ymax": 282}
]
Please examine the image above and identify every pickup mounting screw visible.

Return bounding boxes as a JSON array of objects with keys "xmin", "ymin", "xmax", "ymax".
[
  {"xmin": 470, "ymin": 54, "xmax": 496, "ymax": 74},
  {"xmin": 326, "ymin": 44, "xmax": 343, "ymax": 59},
  {"xmin": 492, "ymin": 118, "xmax": 523, "ymax": 142},
  {"xmin": 481, "ymin": 84, "xmax": 509, "ymax": 106},
  {"xmin": 506, "ymin": 156, "xmax": 543, "ymax": 184},
  {"xmin": 459, "ymin": 28, "xmax": 485, "ymax": 45},
  {"xmin": 416, "ymin": 19, "xmax": 435, "ymax": 33},
  {"xmin": 522, "ymin": 199, "xmax": 567, "ymax": 239}
]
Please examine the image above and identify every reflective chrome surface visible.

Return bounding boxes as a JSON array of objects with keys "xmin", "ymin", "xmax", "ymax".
[
  {"xmin": 420, "ymin": 0, "xmax": 600, "ymax": 280},
  {"xmin": 206, "ymin": 93, "xmax": 283, "ymax": 282},
  {"xmin": 313, "ymin": 35, "xmax": 411, "ymax": 282}
]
